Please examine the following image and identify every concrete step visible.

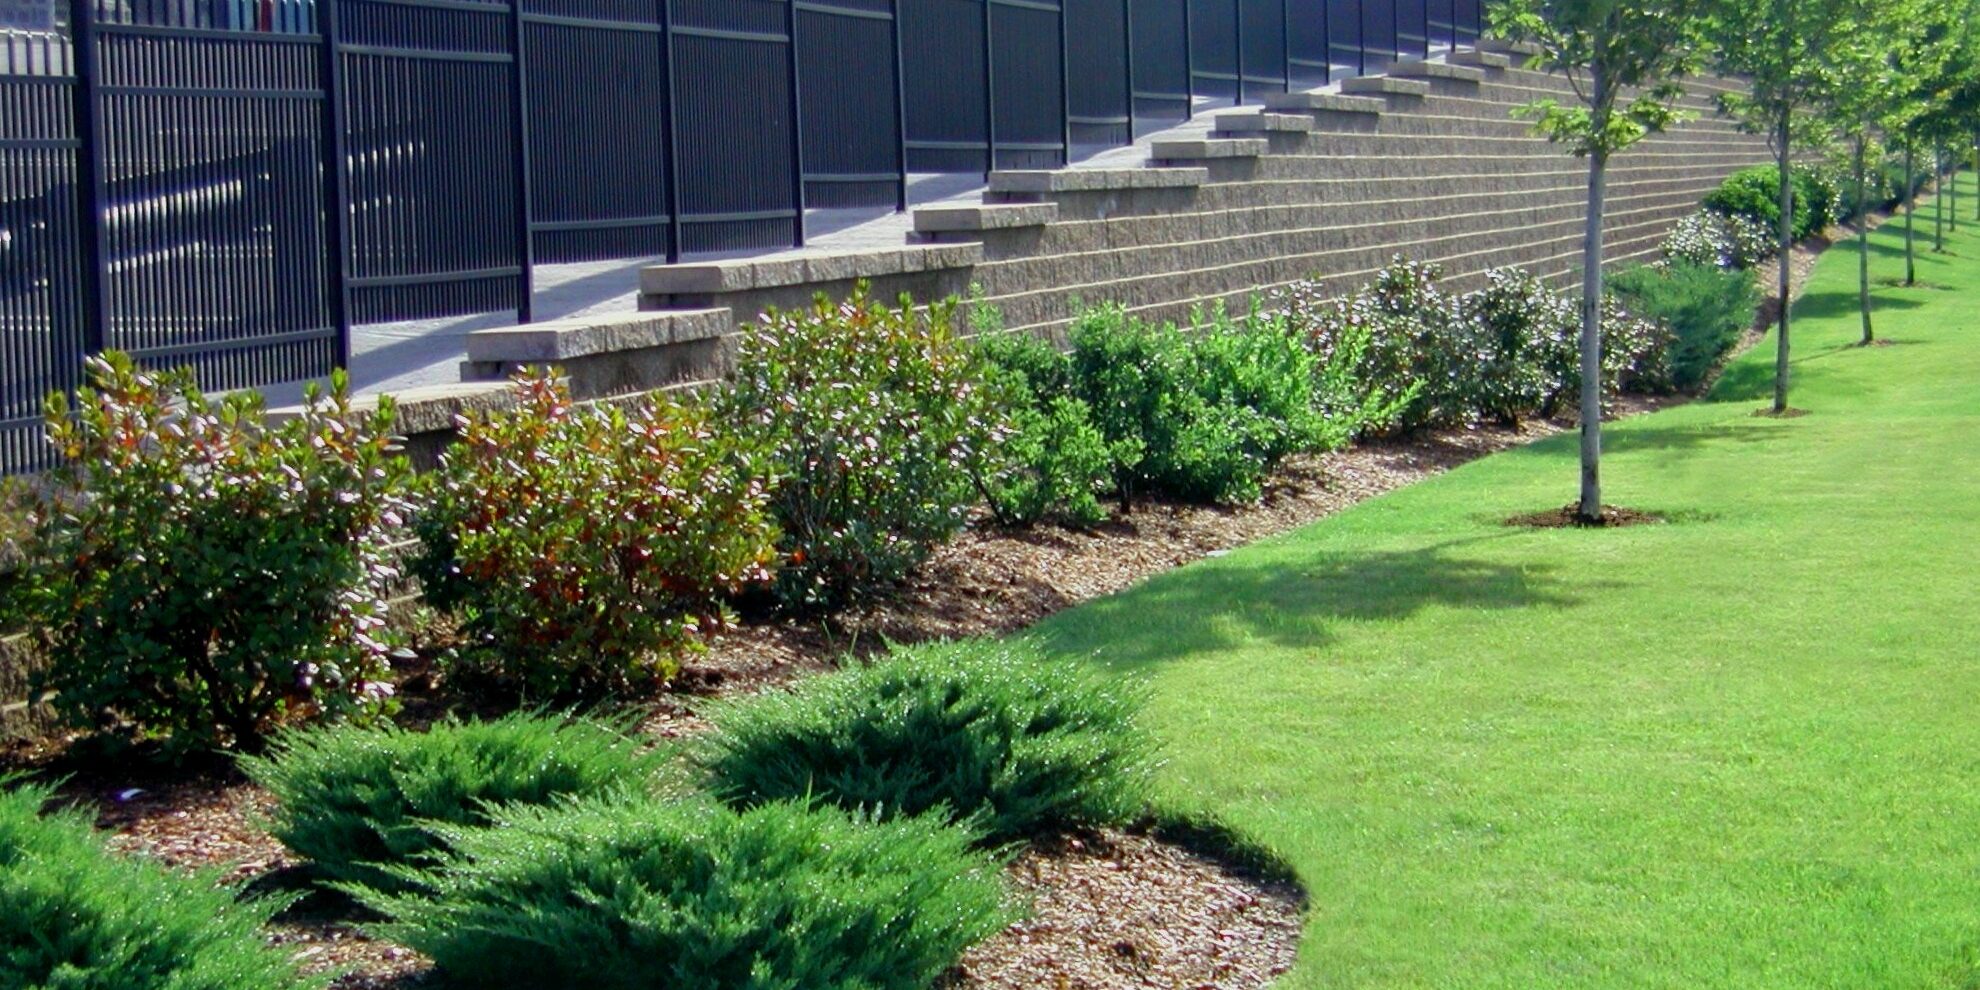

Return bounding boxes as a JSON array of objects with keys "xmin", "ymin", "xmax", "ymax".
[
  {"xmin": 1341, "ymin": 75, "xmax": 1433, "ymax": 97},
  {"xmin": 1263, "ymin": 90, "xmax": 1386, "ymax": 115},
  {"xmin": 988, "ymin": 167, "xmax": 1209, "ymax": 197},
  {"xmin": 1449, "ymin": 50, "xmax": 1514, "ymax": 69},
  {"xmin": 1211, "ymin": 111, "xmax": 1316, "ymax": 135},
  {"xmin": 1148, "ymin": 137, "xmax": 1270, "ymax": 162},
  {"xmin": 1385, "ymin": 59, "xmax": 1488, "ymax": 83},
  {"xmin": 912, "ymin": 201, "xmax": 1059, "ymax": 235}
]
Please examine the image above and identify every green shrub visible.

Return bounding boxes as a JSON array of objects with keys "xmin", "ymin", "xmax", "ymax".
[
  {"xmin": 1704, "ymin": 164, "xmax": 1833, "ymax": 242},
  {"xmin": 240, "ymin": 712, "xmax": 662, "ymax": 895},
  {"xmin": 973, "ymin": 332, "xmax": 1114, "ymax": 527},
  {"xmin": 413, "ymin": 372, "xmax": 776, "ymax": 697},
  {"xmin": 1609, "ymin": 261, "xmax": 1759, "ymax": 391},
  {"xmin": 1455, "ymin": 267, "xmax": 1579, "ymax": 424},
  {"xmin": 1602, "ymin": 298, "xmax": 1679, "ymax": 395},
  {"xmin": 719, "ymin": 285, "xmax": 1000, "ymax": 611},
  {"xmin": 698, "ymin": 639, "xmax": 1154, "ymax": 844},
  {"xmin": 1286, "ymin": 258, "xmax": 1478, "ymax": 432},
  {"xmin": 1662, "ymin": 208, "xmax": 1776, "ymax": 270},
  {"xmin": 0, "ymin": 353, "xmax": 410, "ymax": 753},
  {"xmin": 0, "ymin": 778, "xmax": 319, "ymax": 990},
  {"xmin": 360, "ymin": 797, "xmax": 1011, "ymax": 990}
]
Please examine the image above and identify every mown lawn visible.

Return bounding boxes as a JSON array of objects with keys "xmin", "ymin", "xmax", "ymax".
[{"xmin": 1029, "ymin": 173, "xmax": 1980, "ymax": 989}]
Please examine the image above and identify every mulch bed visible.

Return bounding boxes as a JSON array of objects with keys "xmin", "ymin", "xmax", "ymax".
[
  {"xmin": 5, "ymin": 230, "xmax": 1839, "ymax": 990},
  {"xmin": 1505, "ymin": 504, "xmax": 1667, "ymax": 529}
]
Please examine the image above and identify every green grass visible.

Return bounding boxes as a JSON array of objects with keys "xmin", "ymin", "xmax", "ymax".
[{"xmin": 1026, "ymin": 173, "xmax": 1980, "ymax": 989}]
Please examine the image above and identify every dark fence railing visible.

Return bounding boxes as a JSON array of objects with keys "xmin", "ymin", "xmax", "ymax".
[{"xmin": 0, "ymin": 0, "xmax": 1485, "ymax": 473}]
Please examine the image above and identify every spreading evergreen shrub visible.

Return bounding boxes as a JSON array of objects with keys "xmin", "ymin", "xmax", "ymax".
[
  {"xmin": 698, "ymin": 639, "xmax": 1154, "ymax": 844},
  {"xmin": 0, "ymin": 778, "xmax": 319, "ymax": 990},
  {"xmin": 240, "ymin": 712, "xmax": 662, "ymax": 894},
  {"xmin": 0, "ymin": 354, "xmax": 411, "ymax": 753},
  {"xmin": 1608, "ymin": 261, "xmax": 1760, "ymax": 391},
  {"xmin": 360, "ymin": 796, "xmax": 1011, "ymax": 990},
  {"xmin": 413, "ymin": 372, "xmax": 777, "ymax": 697},
  {"xmin": 719, "ymin": 284, "xmax": 1001, "ymax": 610}
]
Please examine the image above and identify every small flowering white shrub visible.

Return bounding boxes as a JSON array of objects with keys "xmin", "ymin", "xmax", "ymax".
[
  {"xmin": 0, "ymin": 353, "xmax": 412, "ymax": 753},
  {"xmin": 1662, "ymin": 208, "xmax": 1775, "ymax": 271}
]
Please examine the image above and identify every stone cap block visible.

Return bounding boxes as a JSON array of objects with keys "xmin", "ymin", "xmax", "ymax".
[
  {"xmin": 1341, "ymin": 75, "xmax": 1433, "ymax": 97},
  {"xmin": 640, "ymin": 243, "xmax": 983, "ymax": 296},
  {"xmin": 912, "ymin": 201, "xmax": 1060, "ymax": 233},
  {"xmin": 1476, "ymin": 38, "xmax": 1544, "ymax": 55},
  {"xmin": 1149, "ymin": 137, "xmax": 1269, "ymax": 161},
  {"xmin": 465, "ymin": 308, "xmax": 730, "ymax": 364},
  {"xmin": 1385, "ymin": 59, "xmax": 1488, "ymax": 82},
  {"xmin": 1213, "ymin": 112, "xmax": 1316, "ymax": 134},
  {"xmin": 1449, "ymin": 49, "xmax": 1514, "ymax": 68},
  {"xmin": 1263, "ymin": 90, "xmax": 1387, "ymax": 115},
  {"xmin": 269, "ymin": 381, "xmax": 516, "ymax": 437},
  {"xmin": 988, "ymin": 167, "xmax": 1210, "ymax": 194}
]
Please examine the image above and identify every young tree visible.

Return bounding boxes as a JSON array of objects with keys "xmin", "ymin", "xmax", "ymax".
[
  {"xmin": 1711, "ymin": 0, "xmax": 1859, "ymax": 413},
  {"xmin": 1493, "ymin": 0, "xmax": 1707, "ymax": 522}
]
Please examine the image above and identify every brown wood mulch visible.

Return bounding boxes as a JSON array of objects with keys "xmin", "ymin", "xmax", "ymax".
[{"xmin": 10, "ymin": 233, "xmax": 1837, "ymax": 990}]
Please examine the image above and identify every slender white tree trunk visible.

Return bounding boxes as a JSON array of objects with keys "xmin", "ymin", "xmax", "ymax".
[
  {"xmin": 1935, "ymin": 145, "xmax": 1947, "ymax": 252},
  {"xmin": 1856, "ymin": 134, "xmax": 1872, "ymax": 345},
  {"xmin": 1773, "ymin": 111, "xmax": 1792, "ymax": 414},
  {"xmin": 1579, "ymin": 145, "xmax": 1609, "ymax": 521},
  {"xmin": 1906, "ymin": 140, "xmax": 1917, "ymax": 286}
]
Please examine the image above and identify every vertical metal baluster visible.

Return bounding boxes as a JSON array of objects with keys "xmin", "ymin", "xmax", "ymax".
[{"xmin": 507, "ymin": 0, "xmax": 533, "ymax": 321}]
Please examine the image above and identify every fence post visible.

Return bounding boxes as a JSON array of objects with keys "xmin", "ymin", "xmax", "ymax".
[
  {"xmin": 661, "ymin": 0, "xmax": 683, "ymax": 263},
  {"xmin": 506, "ymin": 0, "xmax": 535, "ymax": 322},
  {"xmin": 784, "ymin": 0, "xmax": 805, "ymax": 247},
  {"xmin": 1121, "ymin": 0, "xmax": 1135, "ymax": 138},
  {"xmin": 1182, "ymin": 0, "xmax": 1192, "ymax": 119},
  {"xmin": 1057, "ymin": 0, "xmax": 1070, "ymax": 162},
  {"xmin": 66, "ymin": 0, "xmax": 107, "ymax": 357},
  {"xmin": 1233, "ymin": 0, "xmax": 1244, "ymax": 102},
  {"xmin": 1279, "ymin": 0, "xmax": 1289, "ymax": 91},
  {"xmin": 891, "ymin": 0, "xmax": 908, "ymax": 212},
  {"xmin": 317, "ymin": 0, "xmax": 353, "ymax": 368},
  {"xmin": 981, "ymin": 0, "xmax": 995, "ymax": 175}
]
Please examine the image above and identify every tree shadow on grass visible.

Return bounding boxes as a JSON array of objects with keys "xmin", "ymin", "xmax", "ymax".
[
  {"xmin": 1790, "ymin": 290, "xmax": 1926, "ymax": 322},
  {"xmin": 1603, "ymin": 420, "xmax": 1796, "ymax": 457},
  {"xmin": 1051, "ymin": 535, "xmax": 1617, "ymax": 670}
]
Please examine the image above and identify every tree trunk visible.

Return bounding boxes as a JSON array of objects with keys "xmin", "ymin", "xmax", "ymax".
[
  {"xmin": 1773, "ymin": 111, "xmax": 1792, "ymax": 415},
  {"xmin": 1578, "ymin": 146, "xmax": 1609, "ymax": 522},
  {"xmin": 1935, "ymin": 145, "xmax": 1946, "ymax": 252},
  {"xmin": 1857, "ymin": 134, "xmax": 1873, "ymax": 346},
  {"xmin": 1954, "ymin": 145, "xmax": 1961, "ymax": 232},
  {"xmin": 1906, "ymin": 140, "xmax": 1918, "ymax": 286}
]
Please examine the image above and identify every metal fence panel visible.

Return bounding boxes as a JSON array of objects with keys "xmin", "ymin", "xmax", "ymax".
[
  {"xmin": 0, "ymin": 29, "xmax": 80, "ymax": 472},
  {"xmin": 1129, "ymin": 0, "xmax": 1188, "ymax": 130},
  {"xmin": 901, "ymin": 0, "xmax": 986, "ymax": 171},
  {"xmin": 1065, "ymin": 0, "xmax": 1128, "ymax": 148},
  {"xmin": 338, "ymin": 0, "xmax": 526, "ymax": 323},
  {"xmin": 1360, "ymin": 0, "xmax": 1396, "ymax": 74},
  {"xmin": 988, "ymin": 0, "xmax": 1063, "ymax": 168},
  {"xmin": 1239, "ymin": 0, "xmax": 1286, "ymax": 96},
  {"xmin": 1328, "ymin": 0, "xmax": 1362, "ymax": 78},
  {"xmin": 1187, "ymin": 0, "xmax": 1236, "ymax": 100},
  {"xmin": 521, "ymin": 0, "xmax": 672, "ymax": 263},
  {"xmin": 1454, "ymin": 0, "xmax": 1479, "ymax": 43},
  {"xmin": 669, "ymin": 0, "xmax": 799, "ymax": 254},
  {"xmin": 1287, "ymin": 0, "xmax": 1327, "ymax": 89},
  {"xmin": 1395, "ymin": 0, "xmax": 1425, "ymax": 59},
  {"xmin": 796, "ymin": 0, "xmax": 902, "ymax": 208},
  {"xmin": 94, "ymin": 1, "xmax": 339, "ymax": 391}
]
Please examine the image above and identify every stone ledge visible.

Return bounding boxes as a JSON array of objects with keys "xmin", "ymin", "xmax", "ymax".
[
  {"xmin": 1213, "ymin": 112, "xmax": 1316, "ymax": 134},
  {"xmin": 465, "ymin": 309, "xmax": 729, "ymax": 364},
  {"xmin": 1476, "ymin": 38, "xmax": 1544, "ymax": 56},
  {"xmin": 1264, "ymin": 91, "xmax": 1387, "ymax": 115},
  {"xmin": 1386, "ymin": 59, "xmax": 1488, "ymax": 83},
  {"xmin": 913, "ymin": 201, "xmax": 1060, "ymax": 233},
  {"xmin": 988, "ymin": 167, "xmax": 1210, "ymax": 194},
  {"xmin": 639, "ymin": 243, "xmax": 983, "ymax": 296},
  {"xmin": 270, "ymin": 381, "xmax": 516, "ymax": 438},
  {"xmin": 1149, "ymin": 138, "xmax": 1269, "ymax": 161},
  {"xmin": 1450, "ymin": 49, "xmax": 1514, "ymax": 68},
  {"xmin": 1341, "ymin": 76, "xmax": 1433, "ymax": 97}
]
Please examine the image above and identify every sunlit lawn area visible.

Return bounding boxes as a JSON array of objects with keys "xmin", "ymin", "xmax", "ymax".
[{"xmin": 1031, "ymin": 173, "xmax": 1980, "ymax": 988}]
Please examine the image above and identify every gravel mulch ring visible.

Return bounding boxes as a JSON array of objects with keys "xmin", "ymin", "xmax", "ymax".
[{"xmin": 1505, "ymin": 504, "xmax": 1668, "ymax": 529}]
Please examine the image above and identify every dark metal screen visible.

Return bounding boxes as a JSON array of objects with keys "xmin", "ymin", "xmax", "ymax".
[{"xmin": 3, "ymin": 0, "xmax": 1483, "ymax": 473}]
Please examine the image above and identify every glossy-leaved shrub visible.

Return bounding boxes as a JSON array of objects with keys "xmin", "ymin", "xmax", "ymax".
[
  {"xmin": 413, "ymin": 372, "xmax": 776, "ymax": 696},
  {"xmin": 718, "ymin": 284, "xmax": 1001, "ymax": 611},
  {"xmin": 1704, "ymin": 164, "xmax": 1835, "ymax": 242},
  {"xmin": 1662, "ymin": 208, "xmax": 1776, "ymax": 270},
  {"xmin": 359, "ymin": 796, "xmax": 1011, "ymax": 990},
  {"xmin": 1287, "ymin": 258, "xmax": 1475, "ymax": 432},
  {"xmin": 1608, "ymin": 261, "xmax": 1759, "ymax": 392},
  {"xmin": 972, "ymin": 331, "xmax": 1114, "ymax": 527},
  {"xmin": 698, "ymin": 639, "xmax": 1154, "ymax": 844},
  {"xmin": 0, "ymin": 354, "xmax": 410, "ymax": 753},
  {"xmin": 240, "ymin": 712, "xmax": 662, "ymax": 894},
  {"xmin": 0, "ymin": 777, "xmax": 319, "ymax": 990}
]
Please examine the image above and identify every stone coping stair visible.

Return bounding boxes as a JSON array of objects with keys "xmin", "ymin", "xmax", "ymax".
[{"xmin": 424, "ymin": 48, "xmax": 1770, "ymax": 431}]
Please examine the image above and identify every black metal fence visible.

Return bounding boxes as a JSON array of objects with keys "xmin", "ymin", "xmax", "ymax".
[{"xmin": 0, "ymin": 0, "xmax": 1484, "ymax": 473}]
